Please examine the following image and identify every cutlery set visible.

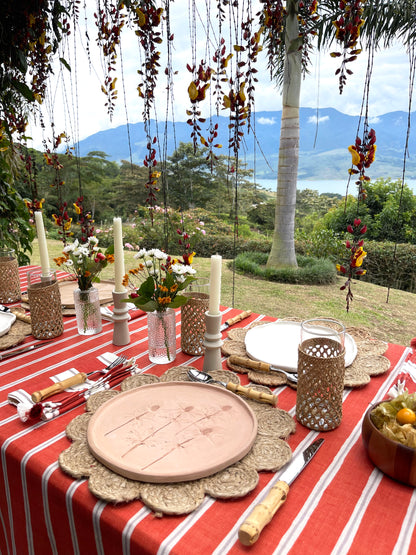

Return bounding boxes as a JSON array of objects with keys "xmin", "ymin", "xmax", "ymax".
[{"xmin": 21, "ymin": 356, "xmax": 139, "ymax": 422}]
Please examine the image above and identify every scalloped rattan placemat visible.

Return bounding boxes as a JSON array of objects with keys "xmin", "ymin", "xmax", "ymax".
[
  {"xmin": 224, "ymin": 320, "xmax": 389, "ymax": 389},
  {"xmin": 59, "ymin": 367, "xmax": 295, "ymax": 515}
]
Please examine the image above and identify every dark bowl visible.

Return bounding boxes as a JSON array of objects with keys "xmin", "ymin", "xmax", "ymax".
[{"xmin": 362, "ymin": 402, "xmax": 416, "ymax": 487}]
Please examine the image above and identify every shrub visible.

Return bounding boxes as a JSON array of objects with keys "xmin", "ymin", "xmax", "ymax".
[
  {"xmin": 233, "ymin": 252, "xmax": 337, "ymax": 285},
  {"xmin": 360, "ymin": 241, "xmax": 416, "ymax": 293},
  {"xmin": 295, "ymin": 228, "xmax": 346, "ymax": 262}
]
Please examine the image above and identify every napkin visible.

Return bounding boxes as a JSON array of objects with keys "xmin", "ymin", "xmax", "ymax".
[
  {"xmin": 387, "ymin": 339, "xmax": 416, "ymax": 398},
  {"xmin": 100, "ymin": 304, "xmax": 145, "ymax": 322},
  {"xmin": 8, "ymin": 352, "xmax": 139, "ymax": 422}
]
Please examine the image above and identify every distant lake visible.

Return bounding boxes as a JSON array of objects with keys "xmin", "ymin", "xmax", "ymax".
[{"xmin": 256, "ymin": 178, "xmax": 416, "ymax": 196}]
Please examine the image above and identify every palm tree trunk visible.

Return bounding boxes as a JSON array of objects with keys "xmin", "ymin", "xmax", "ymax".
[{"xmin": 267, "ymin": 0, "xmax": 301, "ymax": 269}]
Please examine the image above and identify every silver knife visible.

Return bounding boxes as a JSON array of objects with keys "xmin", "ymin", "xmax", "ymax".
[
  {"xmin": 0, "ymin": 342, "xmax": 50, "ymax": 361},
  {"xmin": 239, "ymin": 438, "xmax": 324, "ymax": 545},
  {"xmin": 220, "ymin": 310, "xmax": 252, "ymax": 332}
]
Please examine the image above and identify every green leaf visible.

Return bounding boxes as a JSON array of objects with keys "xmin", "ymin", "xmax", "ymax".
[
  {"xmin": 11, "ymin": 80, "xmax": 35, "ymax": 102},
  {"xmin": 59, "ymin": 57, "xmax": 71, "ymax": 72}
]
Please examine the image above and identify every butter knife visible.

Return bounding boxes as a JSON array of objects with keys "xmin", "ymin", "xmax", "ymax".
[
  {"xmin": 0, "ymin": 342, "xmax": 50, "ymax": 361},
  {"xmin": 239, "ymin": 438, "xmax": 324, "ymax": 545},
  {"xmin": 220, "ymin": 310, "xmax": 252, "ymax": 332}
]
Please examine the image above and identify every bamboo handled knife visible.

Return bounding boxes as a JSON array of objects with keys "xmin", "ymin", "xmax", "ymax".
[
  {"xmin": 229, "ymin": 355, "xmax": 298, "ymax": 384},
  {"xmin": 220, "ymin": 310, "xmax": 252, "ymax": 332},
  {"xmin": 31, "ymin": 373, "xmax": 88, "ymax": 402},
  {"xmin": 239, "ymin": 438, "xmax": 324, "ymax": 545}
]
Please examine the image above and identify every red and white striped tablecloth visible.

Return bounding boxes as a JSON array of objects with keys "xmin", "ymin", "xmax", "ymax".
[{"xmin": 0, "ymin": 267, "xmax": 415, "ymax": 554}]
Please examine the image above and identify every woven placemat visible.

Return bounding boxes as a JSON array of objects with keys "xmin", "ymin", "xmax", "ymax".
[
  {"xmin": 0, "ymin": 313, "xmax": 32, "ymax": 350},
  {"xmin": 222, "ymin": 320, "xmax": 390, "ymax": 389},
  {"xmin": 59, "ymin": 367, "xmax": 295, "ymax": 515}
]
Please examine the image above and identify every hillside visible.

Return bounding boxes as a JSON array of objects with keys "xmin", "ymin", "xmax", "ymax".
[{"xmin": 75, "ymin": 108, "xmax": 416, "ymax": 181}]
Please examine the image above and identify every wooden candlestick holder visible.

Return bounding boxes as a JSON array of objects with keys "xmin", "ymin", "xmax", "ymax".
[
  {"xmin": 112, "ymin": 291, "xmax": 130, "ymax": 346},
  {"xmin": 202, "ymin": 312, "xmax": 223, "ymax": 373}
]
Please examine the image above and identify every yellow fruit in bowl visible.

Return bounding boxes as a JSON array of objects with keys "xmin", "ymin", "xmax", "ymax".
[{"xmin": 396, "ymin": 407, "xmax": 416, "ymax": 425}]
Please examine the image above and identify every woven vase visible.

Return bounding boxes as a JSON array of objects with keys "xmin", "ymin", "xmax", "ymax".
[
  {"xmin": 27, "ymin": 270, "xmax": 64, "ymax": 339},
  {"xmin": 0, "ymin": 249, "xmax": 21, "ymax": 303},
  {"xmin": 296, "ymin": 337, "xmax": 345, "ymax": 431},
  {"xmin": 180, "ymin": 292, "xmax": 209, "ymax": 355}
]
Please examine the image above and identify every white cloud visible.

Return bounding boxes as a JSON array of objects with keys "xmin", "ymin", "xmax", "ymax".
[
  {"xmin": 257, "ymin": 117, "xmax": 277, "ymax": 125},
  {"xmin": 308, "ymin": 115, "xmax": 330, "ymax": 124}
]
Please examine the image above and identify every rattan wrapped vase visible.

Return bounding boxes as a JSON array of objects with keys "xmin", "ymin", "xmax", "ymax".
[
  {"xmin": 27, "ymin": 270, "xmax": 64, "ymax": 339},
  {"xmin": 0, "ymin": 249, "xmax": 21, "ymax": 303},
  {"xmin": 180, "ymin": 292, "xmax": 209, "ymax": 355},
  {"xmin": 296, "ymin": 318, "xmax": 346, "ymax": 431}
]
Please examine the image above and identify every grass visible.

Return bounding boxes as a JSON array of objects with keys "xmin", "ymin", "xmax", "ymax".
[{"xmin": 29, "ymin": 238, "xmax": 416, "ymax": 347}]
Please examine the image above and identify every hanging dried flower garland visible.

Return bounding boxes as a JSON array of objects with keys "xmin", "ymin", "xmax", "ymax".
[
  {"xmin": 298, "ymin": 1, "xmax": 320, "ymax": 75},
  {"xmin": 130, "ymin": 1, "xmax": 164, "ymax": 223},
  {"xmin": 94, "ymin": 1, "xmax": 125, "ymax": 119},
  {"xmin": 331, "ymin": 0, "xmax": 365, "ymax": 93},
  {"xmin": 0, "ymin": 1, "xmax": 71, "ymax": 140},
  {"xmin": 337, "ymin": 218, "xmax": 367, "ymax": 311},
  {"xmin": 258, "ymin": 0, "xmax": 285, "ymax": 77},
  {"xmin": 348, "ymin": 127, "xmax": 376, "ymax": 201}
]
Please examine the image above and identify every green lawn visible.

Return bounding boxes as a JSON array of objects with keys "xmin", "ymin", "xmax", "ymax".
[{"xmin": 27, "ymin": 238, "xmax": 416, "ymax": 347}]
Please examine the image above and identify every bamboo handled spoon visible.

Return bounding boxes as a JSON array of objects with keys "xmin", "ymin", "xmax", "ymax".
[{"xmin": 187, "ymin": 368, "xmax": 278, "ymax": 406}]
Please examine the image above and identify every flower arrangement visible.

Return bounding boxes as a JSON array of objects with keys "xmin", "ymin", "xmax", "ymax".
[
  {"xmin": 337, "ymin": 218, "xmax": 367, "ymax": 311},
  {"xmin": 123, "ymin": 248, "xmax": 197, "ymax": 312},
  {"xmin": 54, "ymin": 237, "xmax": 114, "ymax": 291}
]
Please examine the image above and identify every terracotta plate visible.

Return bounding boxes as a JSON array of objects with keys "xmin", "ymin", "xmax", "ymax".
[
  {"xmin": 87, "ymin": 382, "xmax": 258, "ymax": 483},
  {"xmin": 245, "ymin": 320, "xmax": 357, "ymax": 372}
]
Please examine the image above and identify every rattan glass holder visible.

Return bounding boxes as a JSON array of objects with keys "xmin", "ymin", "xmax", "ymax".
[
  {"xmin": 296, "ymin": 338, "xmax": 346, "ymax": 431},
  {"xmin": 180, "ymin": 292, "xmax": 209, "ymax": 355},
  {"xmin": 27, "ymin": 270, "xmax": 64, "ymax": 339},
  {"xmin": 0, "ymin": 249, "xmax": 21, "ymax": 303}
]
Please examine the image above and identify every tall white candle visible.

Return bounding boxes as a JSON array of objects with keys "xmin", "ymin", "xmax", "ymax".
[
  {"xmin": 113, "ymin": 217, "xmax": 126, "ymax": 293},
  {"xmin": 34, "ymin": 211, "xmax": 50, "ymax": 277},
  {"xmin": 208, "ymin": 254, "xmax": 222, "ymax": 315}
]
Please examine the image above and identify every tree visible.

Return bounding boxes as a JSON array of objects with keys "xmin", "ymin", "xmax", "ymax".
[
  {"xmin": 166, "ymin": 143, "xmax": 263, "ymax": 215},
  {"xmin": 322, "ymin": 178, "xmax": 416, "ymax": 243},
  {"xmin": 264, "ymin": 0, "xmax": 416, "ymax": 269}
]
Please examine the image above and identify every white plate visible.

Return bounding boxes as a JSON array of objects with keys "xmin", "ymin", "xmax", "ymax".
[
  {"xmin": 0, "ymin": 312, "xmax": 16, "ymax": 337},
  {"xmin": 245, "ymin": 321, "xmax": 357, "ymax": 372}
]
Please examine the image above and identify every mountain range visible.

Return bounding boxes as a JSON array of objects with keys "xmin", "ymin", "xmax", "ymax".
[{"xmin": 76, "ymin": 107, "xmax": 416, "ymax": 181}]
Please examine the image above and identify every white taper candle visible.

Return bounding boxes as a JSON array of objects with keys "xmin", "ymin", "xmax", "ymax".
[
  {"xmin": 34, "ymin": 211, "xmax": 50, "ymax": 277},
  {"xmin": 113, "ymin": 217, "xmax": 126, "ymax": 293},
  {"xmin": 208, "ymin": 254, "xmax": 222, "ymax": 315}
]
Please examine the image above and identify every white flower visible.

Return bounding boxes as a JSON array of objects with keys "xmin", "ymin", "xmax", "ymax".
[
  {"xmin": 92, "ymin": 246, "xmax": 99, "ymax": 252},
  {"xmin": 170, "ymin": 263, "xmax": 186, "ymax": 275},
  {"xmin": 134, "ymin": 248, "xmax": 146, "ymax": 259},
  {"xmin": 145, "ymin": 260, "xmax": 153, "ymax": 268},
  {"xmin": 153, "ymin": 249, "xmax": 167, "ymax": 260},
  {"xmin": 147, "ymin": 249, "xmax": 155, "ymax": 257},
  {"xmin": 88, "ymin": 236, "xmax": 98, "ymax": 245},
  {"xmin": 63, "ymin": 240, "xmax": 77, "ymax": 253},
  {"xmin": 176, "ymin": 275, "xmax": 186, "ymax": 283},
  {"xmin": 66, "ymin": 259, "xmax": 74, "ymax": 266}
]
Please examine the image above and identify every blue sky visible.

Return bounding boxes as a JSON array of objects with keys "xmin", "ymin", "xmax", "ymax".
[{"xmin": 26, "ymin": 3, "xmax": 414, "ymax": 151}]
